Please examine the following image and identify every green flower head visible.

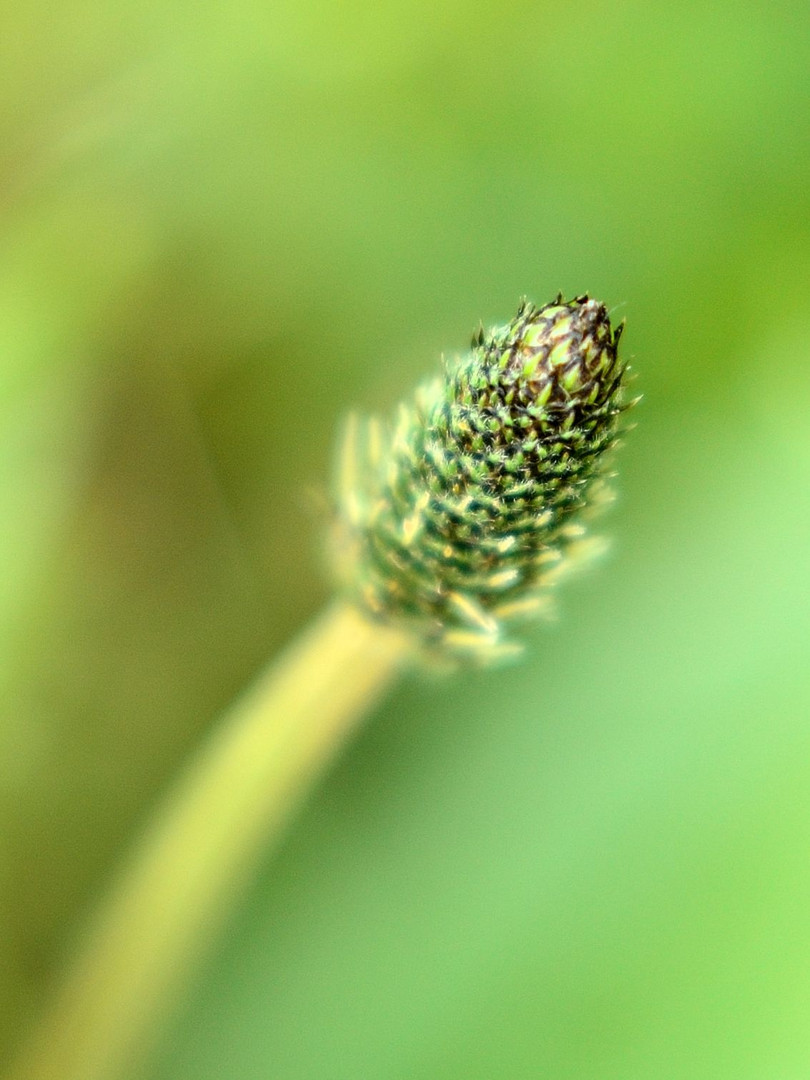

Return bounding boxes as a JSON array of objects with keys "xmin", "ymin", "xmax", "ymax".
[{"xmin": 331, "ymin": 294, "xmax": 632, "ymax": 663}]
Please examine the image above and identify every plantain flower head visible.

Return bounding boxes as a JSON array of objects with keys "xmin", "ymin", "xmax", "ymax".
[{"xmin": 331, "ymin": 294, "xmax": 632, "ymax": 663}]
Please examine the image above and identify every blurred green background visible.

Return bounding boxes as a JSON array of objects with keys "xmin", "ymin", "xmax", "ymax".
[{"xmin": 3, "ymin": 0, "xmax": 810, "ymax": 1076}]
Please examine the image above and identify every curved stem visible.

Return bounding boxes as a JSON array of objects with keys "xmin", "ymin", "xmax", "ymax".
[{"xmin": 4, "ymin": 600, "xmax": 409, "ymax": 1080}]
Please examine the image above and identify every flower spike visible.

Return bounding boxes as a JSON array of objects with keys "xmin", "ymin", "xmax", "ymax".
[{"xmin": 331, "ymin": 295, "xmax": 633, "ymax": 662}]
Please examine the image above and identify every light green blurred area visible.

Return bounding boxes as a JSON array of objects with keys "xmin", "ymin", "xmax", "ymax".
[{"xmin": 2, "ymin": 0, "xmax": 810, "ymax": 1075}]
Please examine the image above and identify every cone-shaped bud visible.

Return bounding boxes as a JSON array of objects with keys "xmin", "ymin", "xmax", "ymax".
[
  {"xmin": 331, "ymin": 295, "xmax": 631, "ymax": 662},
  {"xmin": 503, "ymin": 296, "xmax": 621, "ymax": 415}
]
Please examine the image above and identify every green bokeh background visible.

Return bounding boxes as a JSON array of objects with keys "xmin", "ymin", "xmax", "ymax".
[{"xmin": 3, "ymin": 1, "xmax": 810, "ymax": 1076}]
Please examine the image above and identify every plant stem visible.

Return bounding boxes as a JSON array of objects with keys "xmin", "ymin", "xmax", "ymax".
[{"xmin": 4, "ymin": 600, "xmax": 409, "ymax": 1080}]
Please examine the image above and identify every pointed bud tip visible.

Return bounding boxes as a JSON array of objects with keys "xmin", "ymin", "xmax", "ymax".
[{"xmin": 496, "ymin": 295, "xmax": 622, "ymax": 419}]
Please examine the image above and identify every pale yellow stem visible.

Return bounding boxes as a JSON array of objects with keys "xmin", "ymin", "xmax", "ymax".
[{"xmin": 4, "ymin": 600, "xmax": 409, "ymax": 1080}]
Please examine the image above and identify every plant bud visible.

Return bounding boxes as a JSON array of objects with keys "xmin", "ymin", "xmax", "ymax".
[{"xmin": 331, "ymin": 295, "xmax": 632, "ymax": 662}]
